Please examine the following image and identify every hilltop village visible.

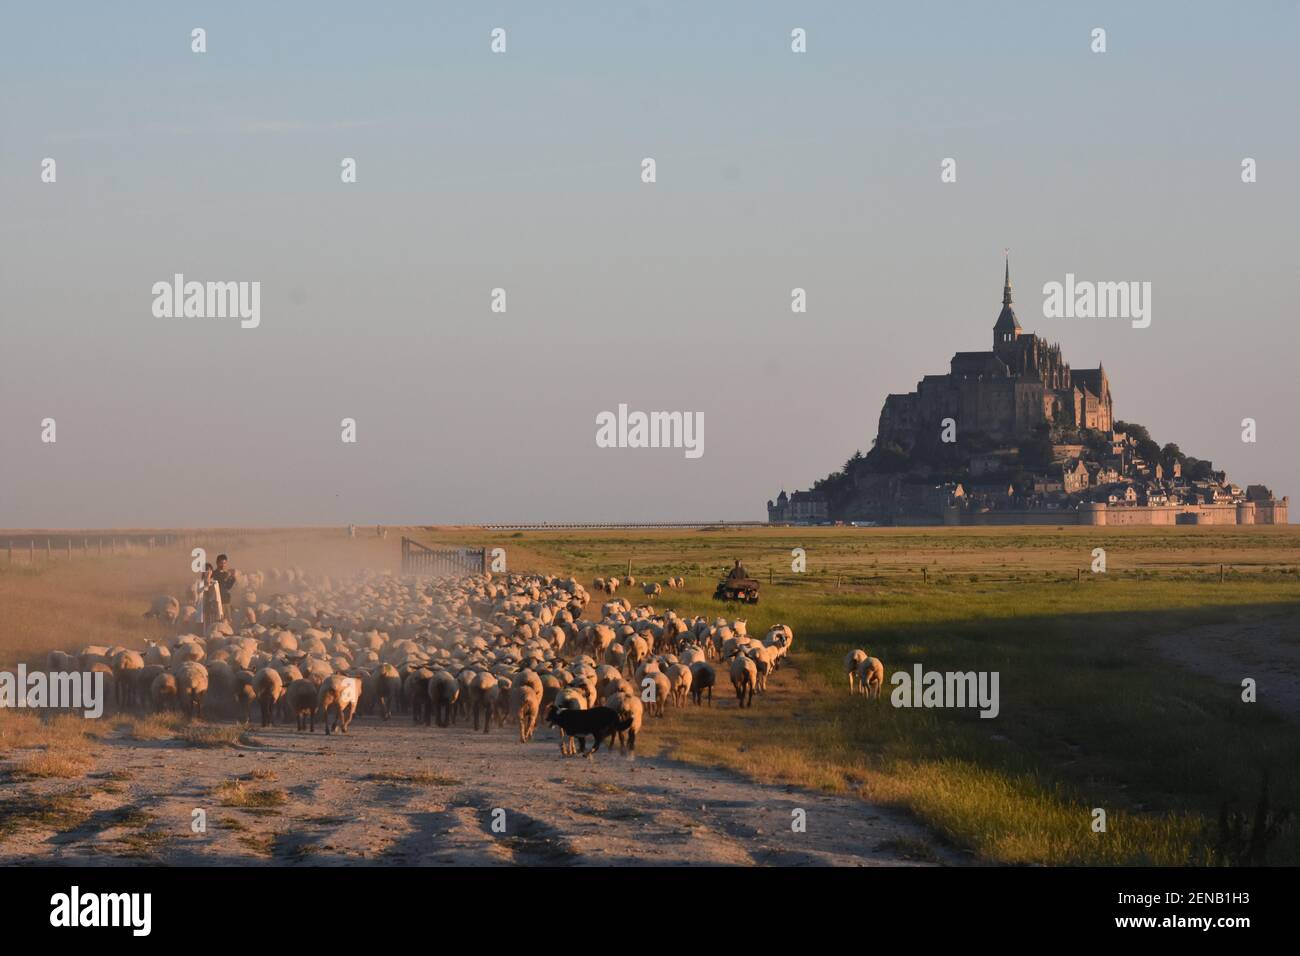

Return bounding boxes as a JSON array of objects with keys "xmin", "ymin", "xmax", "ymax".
[{"xmin": 768, "ymin": 263, "xmax": 1287, "ymax": 527}]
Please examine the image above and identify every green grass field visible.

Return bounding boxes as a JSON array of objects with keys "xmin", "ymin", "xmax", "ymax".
[{"xmin": 427, "ymin": 524, "xmax": 1300, "ymax": 865}]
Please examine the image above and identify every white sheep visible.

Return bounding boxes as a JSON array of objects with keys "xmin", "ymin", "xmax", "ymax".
[
  {"xmin": 253, "ymin": 667, "xmax": 284, "ymax": 727},
  {"xmin": 173, "ymin": 639, "xmax": 206, "ymax": 665},
  {"xmin": 680, "ymin": 645, "xmax": 707, "ymax": 666},
  {"xmin": 317, "ymin": 675, "xmax": 360, "ymax": 734},
  {"xmin": 588, "ymin": 624, "xmax": 616, "ymax": 658},
  {"xmin": 750, "ymin": 645, "xmax": 779, "ymax": 692},
  {"xmin": 730, "ymin": 655, "xmax": 757, "ymax": 708},
  {"xmin": 371, "ymin": 662, "xmax": 401, "ymax": 720},
  {"xmin": 234, "ymin": 670, "xmax": 257, "ymax": 722},
  {"xmin": 605, "ymin": 690, "xmax": 644, "ymax": 755},
  {"xmin": 143, "ymin": 595, "xmax": 180, "ymax": 625},
  {"xmin": 844, "ymin": 649, "xmax": 868, "ymax": 694},
  {"xmin": 405, "ymin": 668, "xmax": 435, "ymax": 725},
  {"xmin": 78, "ymin": 644, "xmax": 110, "ymax": 671},
  {"xmin": 643, "ymin": 670, "xmax": 671, "ymax": 717},
  {"xmin": 428, "ymin": 669, "xmax": 460, "ymax": 727},
  {"xmin": 510, "ymin": 682, "xmax": 541, "ymax": 743},
  {"xmin": 469, "ymin": 671, "xmax": 499, "ymax": 734},
  {"xmin": 112, "ymin": 650, "xmax": 144, "ymax": 709},
  {"xmin": 173, "ymin": 661, "xmax": 209, "ymax": 719},
  {"xmin": 856, "ymin": 656, "xmax": 885, "ymax": 699},
  {"xmin": 151, "ymin": 671, "xmax": 178, "ymax": 712},
  {"xmin": 666, "ymin": 662, "xmax": 693, "ymax": 707}
]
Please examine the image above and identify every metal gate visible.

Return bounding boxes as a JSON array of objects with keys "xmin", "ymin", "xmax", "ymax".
[{"xmin": 400, "ymin": 537, "xmax": 485, "ymax": 577}]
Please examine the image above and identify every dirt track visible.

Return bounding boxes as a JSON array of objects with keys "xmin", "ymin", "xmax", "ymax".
[
  {"xmin": 0, "ymin": 716, "xmax": 959, "ymax": 866},
  {"xmin": 1152, "ymin": 618, "xmax": 1300, "ymax": 725}
]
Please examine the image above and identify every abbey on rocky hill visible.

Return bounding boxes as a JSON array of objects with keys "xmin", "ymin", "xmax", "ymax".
[{"xmin": 767, "ymin": 259, "xmax": 1287, "ymax": 527}]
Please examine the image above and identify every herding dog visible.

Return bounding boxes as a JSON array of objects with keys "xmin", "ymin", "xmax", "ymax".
[{"xmin": 544, "ymin": 705, "xmax": 633, "ymax": 757}]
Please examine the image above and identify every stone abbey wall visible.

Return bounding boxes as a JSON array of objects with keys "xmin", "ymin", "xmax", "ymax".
[
  {"xmin": 890, "ymin": 500, "xmax": 1292, "ymax": 527},
  {"xmin": 1077, "ymin": 501, "xmax": 1289, "ymax": 526}
]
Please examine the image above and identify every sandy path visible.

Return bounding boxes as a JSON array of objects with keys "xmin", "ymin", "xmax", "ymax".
[
  {"xmin": 1151, "ymin": 617, "xmax": 1300, "ymax": 724},
  {"xmin": 0, "ymin": 716, "xmax": 959, "ymax": 866}
]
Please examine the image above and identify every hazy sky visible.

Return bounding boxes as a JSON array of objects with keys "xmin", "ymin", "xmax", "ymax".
[{"xmin": 2, "ymin": 1, "xmax": 1297, "ymax": 526}]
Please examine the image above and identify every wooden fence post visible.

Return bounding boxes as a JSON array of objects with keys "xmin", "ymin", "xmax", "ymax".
[
  {"xmin": 46, "ymin": 539, "xmax": 51, "ymax": 560},
  {"xmin": 67, "ymin": 539, "xmax": 72, "ymax": 559}
]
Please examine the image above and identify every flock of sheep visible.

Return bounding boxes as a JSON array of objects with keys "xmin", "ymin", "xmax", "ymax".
[
  {"xmin": 47, "ymin": 567, "xmax": 795, "ymax": 757},
  {"xmin": 591, "ymin": 574, "xmax": 686, "ymax": 598}
]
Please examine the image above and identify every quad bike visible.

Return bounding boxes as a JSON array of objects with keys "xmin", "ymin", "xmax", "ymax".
[{"xmin": 713, "ymin": 576, "xmax": 759, "ymax": 604}]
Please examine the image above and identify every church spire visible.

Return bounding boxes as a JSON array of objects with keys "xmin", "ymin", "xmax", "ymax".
[{"xmin": 993, "ymin": 251, "xmax": 1022, "ymax": 348}]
